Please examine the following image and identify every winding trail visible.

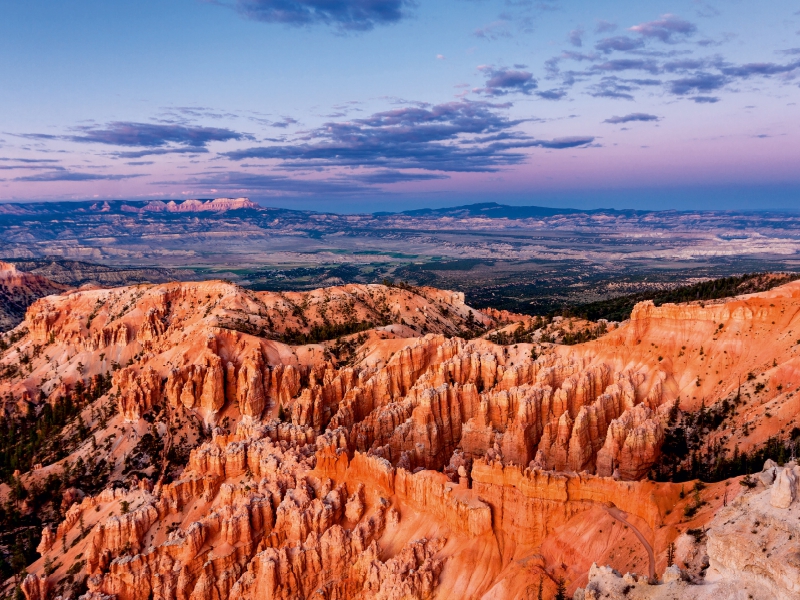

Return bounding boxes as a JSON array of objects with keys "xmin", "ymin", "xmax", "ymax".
[{"xmin": 603, "ymin": 504, "xmax": 656, "ymax": 580}]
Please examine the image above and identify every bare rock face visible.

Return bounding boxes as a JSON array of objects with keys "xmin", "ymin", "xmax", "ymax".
[
  {"xmin": 86, "ymin": 501, "xmax": 160, "ymax": 571},
  {"xmin": 705, "ymin": 471, "xmax": 800, "ymax": 600},
  {"xmin": 345, "ymin": 483, "xmax": 366, "ymax": 522},
  {"xmin": 20, "ymin": 574, "xmax": 49, "ymax": 600},
  {"xmin": 12, "ymin": 279, "xmax": 800, "ymax": 600},
  {"xmin": 61, "ymin": 487, "xmax": 85, "ymax": 511},
  {"xmin": 760, "ymin": 459, "xmax": 779, "ymax": 485},
  {"xmin": 115, "ymin": 365, "xmax": 162, "ymax": 421},
  {"xmin": 770, "ymin": 466, "xmax": 798, "ymax": 508},
  {"xmin": 596, "ymin": 404, "xmax": 665, "ymax": 480},
  {"xmin": 165, "ymin": 351, "xmax": 225, "ymax": 416},
  {"xmin": 573, "ymin": 563, "xmax": 747, "ymax": 599},
  {"xmin": 237, "ymin": 349, "xmax": 267, "ymax": 418},
  {"xmin": 661, "ymin": 564, "xmax": 686, "ymax": 584},
  {"xmin": 0, "ymin": 261, "xmax": 66, "ymax": 331}
]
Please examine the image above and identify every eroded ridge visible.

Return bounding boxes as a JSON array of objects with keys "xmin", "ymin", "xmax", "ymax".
[{"xmin": 5, "ymin": 280, "xmax": 800, "ymax": 599}]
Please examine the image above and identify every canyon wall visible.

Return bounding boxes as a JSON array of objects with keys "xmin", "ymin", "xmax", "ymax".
[{"xmin": 6, "ymin": 280, "xmax": 800, "ymax": 599}]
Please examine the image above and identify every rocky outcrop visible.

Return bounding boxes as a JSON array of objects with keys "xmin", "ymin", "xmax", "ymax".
[
  {"xmin": 770, "ymin": 465, "xmax": 798, "ymax": 508},
  {"xmin": 703, "ymin": 466, "xmax": 800, "ymax": 599},
  {"xmin": 136, "ymin": 307, "xmax": 166, "ymax": 345},
  {"xmin": 115, "ymin": 365, "xmax": 162, "ymax": 421},
  {"xmin": 86, "ymin": 500, "xmax": 160, "ymax": 571},
  {"xmin": 0, "ymin": 261, "xmax": 66, "ymax": 331},
  {"xmin": 139, "ymin": 197, "xmax": 260, "ymax": 213},
  {"xmin": 596, "ymin": 404, "xmax": 665, "ymax": 480},
  {"xmin": 20, "ymin": 574, "xmax": 49, "ymax": 600},
  {"xmin": 237, "ymin": 349, "xmax": 268, "ymax": 418},
  {"xmin": 470, "ymin": 459, "xmax": 681, "ymax": 546},
  {"xmin": 17, "ymin": 279, "xmax": 800, "ymax": 600},
  {"xmin": 92, "ymin": 321, "xmax": 130, "ymax": 349},
  {"xmin": 165, "ymin": 351, "xmax": 225, "ymax": 417}
]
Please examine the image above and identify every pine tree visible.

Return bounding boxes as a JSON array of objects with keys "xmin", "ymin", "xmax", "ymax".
[
  {"xmin": 668, "ymin": 397, "xmax": 680, "ymax": 424},
  {"xmin": 554, "ymin": 577, "xmax": 567, "ymax": 600},
  {"xmin": 666, "ymin": 542, "xmax": 675, "ymax": 567}
]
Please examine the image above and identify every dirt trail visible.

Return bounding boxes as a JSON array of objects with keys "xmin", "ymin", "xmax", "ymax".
[{"xmin": 603, "ymin": 505, "xmax": 656, "ymax": 580}]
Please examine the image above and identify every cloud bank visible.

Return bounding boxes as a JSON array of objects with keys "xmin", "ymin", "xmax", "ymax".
[
  {"xmin": 234, "ymin": 0, "xmax": 411, "ymax": 31},
  {"xmin": 225, "ymin": 100, "xmax": 594, "ymax": 173}
]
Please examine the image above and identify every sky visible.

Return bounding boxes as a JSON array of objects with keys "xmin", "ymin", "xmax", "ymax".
[{"xmin": 0, "ymin": 0, "xmax": 799, "ymax": 213}]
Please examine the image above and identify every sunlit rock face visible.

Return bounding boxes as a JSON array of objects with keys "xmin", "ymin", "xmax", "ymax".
[
  {"xmin": 0, "ymin": 261, "xmax": 66, "ymax": 331},
  {"xmin": 5, "ymin": 279, "xmax": 800, "ymax": 599}
]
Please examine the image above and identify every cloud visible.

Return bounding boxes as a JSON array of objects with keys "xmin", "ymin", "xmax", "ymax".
[
  {"xmin": 224, "ymin": 100, "xmax": 594, "ymax": 173},
  {"xmin": 595, "ymin": 36, "xmax": 645, "ymax": 54},
  {"xmin": 13, "ymin": 133, "xmax": 60, "ymax": 141},
  {"xmin": 591, "ymin": 59, "xmax": 660, "ymax": 74},
  {"xmin": 719, "ymin": 59, "xmax": 800, "ymax": 78},
  {"xmin": 603, "ymin": 113, "xmax": 660, "ymax": 124},
  {"xmin": 170, "ymin": 171, "xmax": 368, "ymax": 194},
  {"xmin": 0, "ymin": 165, "xmax": 60, "ymax": 171},
  {"xmin": 270, "ymin": 116, "xmax": 299, "ymax": 128},
  {"xmin": 569, "ymin": 28, "xmax": 584, "ymax": 48},
  {"xmin": 164, "ymin": 106, "xmax": 241, "ymax": 121},
  {"xmin": 630, "ymin": 14, "xmax": 697, "ymax": 43},
  {"xmin": 536, "ymin": 89, "xmax": 568, "ymax": 100},
  {"xmin": 652, "ymin": 56, "xmax": 800, "ymax": 99},
  {"xmin": 353, "ymin": 170, "xmax": 450, "ymax": 184},
  {"xmin": 663, "ymin": 58, "xmax": 713, "ymax": 72},
  {"xmin": 233, "ymin": 0, "xmax": 411, "ymax": 31},
  {"xmin": 534, "ymin": 137, "xmax": 596, "ymax": 149},
  {"xmin": 589, "ymin": 76, "xmax": 640, "ymax": 100},
  {"xmin": 111, "ymin": 147, "xmax": 211, "ymax": 159},
  {"xmin": 695, "ymin": 3, "xmax": 721, "ymax": 18},
  {"xmin": 668, "ymin": 72, "xmax": 727, "ymax": 95},
  {"xmin": 67, "ymin": 122, "xmax": 248, "ymax": 148},
  {"xmin": 595, "ymin": 20, "xmax": 617, "ymax": 34},
  {"xmin": 473, "ymin": 19, "xmax": 512, "ymax": 40},
  {"xmin": 0, "ymin": 157, "xmax": 60, "ymax": 163},
  {"xmin": 478, "ymin": 66, "xmax": 538, "ymax": 96},
  {"xmin": 561, "ymin": 51, "xmax": 601, "ymax": 62},
  {"xmin": 13, "ymin": 170, "xmax": 144, "ymax": 182}
]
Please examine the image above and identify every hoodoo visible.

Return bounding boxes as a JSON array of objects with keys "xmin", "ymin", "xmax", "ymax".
[{"xmin": 2, "ymin": 280, "xmax": 800, "ymax": 598}]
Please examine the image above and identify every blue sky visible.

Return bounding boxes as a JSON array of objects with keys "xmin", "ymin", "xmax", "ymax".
[{"xmin": 0, "ymin": 0, "xmax": 799, "ymax": 212}]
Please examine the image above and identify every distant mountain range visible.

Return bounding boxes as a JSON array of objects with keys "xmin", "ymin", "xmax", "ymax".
[
  {"xmin": 1, "ymin": 198, "xmax": 795, "ymax": 221},
  {"xmin": 0, "ymin": 197, "xmax": 259, "ymax": 216},
  {"xmin": 382, "ymin": 201, "xmax": 613, "ymax": 218}
]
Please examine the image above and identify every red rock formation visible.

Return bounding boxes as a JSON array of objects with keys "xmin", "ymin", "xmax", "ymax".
[
  {"xmin": 0, "ymin": 261, "xmax": 66, "ymax": 331},
  {"xmin": 20, "ymin": 574, "xmax": 48, "ymax": 600},
  {"xmin": 115, "ymin": 365, "xmax": 162, "ymax": 421},
  {"xmin": 165, "ymin": 350, "xmax": 225, "ymax": 417},
  {"xmin": 13, "ymin": 279, "xmax": 800, "ymax": 600},
  {"xmin": 596, "ymin": 404, "xmax": 665, "ymax": 480},
  {"xmin": 237, "ymin": 349, "xmax": 268, "ymax": 418}
]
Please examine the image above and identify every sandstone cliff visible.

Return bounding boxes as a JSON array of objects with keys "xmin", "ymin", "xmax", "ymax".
[
  {"xmin": 0, "ymin": 261, "xmax": 66, "ymax": 331},
  {"xmin": 5, "ymin": 279, "xmax": 800, "ymax": 599}
]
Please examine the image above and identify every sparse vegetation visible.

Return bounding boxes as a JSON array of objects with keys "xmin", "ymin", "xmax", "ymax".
[
  {"xmin": 279, "ymin": 320, "xmax": 375, "ymax": 345},
  {"xmin": 562, "ymin": 273, "xmax": 800, "ymax": 322}
]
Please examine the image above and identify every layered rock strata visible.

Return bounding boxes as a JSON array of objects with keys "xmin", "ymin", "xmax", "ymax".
[{"xmin": 6, "ymin": 280, "xmax": 800, "ymax": 599}]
